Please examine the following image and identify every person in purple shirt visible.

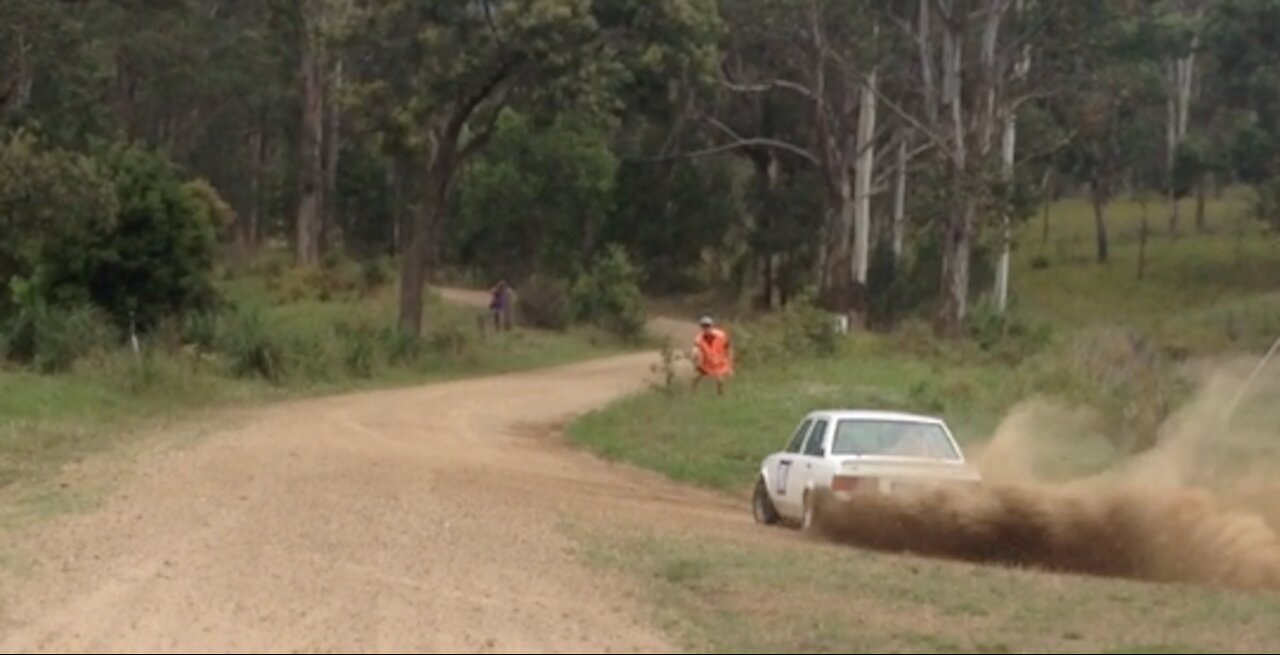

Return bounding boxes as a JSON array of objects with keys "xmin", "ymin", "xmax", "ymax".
[{"xmin": 489, "ymin": 280, "xmax": 511, "ymax": 331}]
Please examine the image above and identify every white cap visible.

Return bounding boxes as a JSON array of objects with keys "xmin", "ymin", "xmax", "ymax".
[{"xmin": 699, "ymin": 315, "xmax": 713, "ymax": 326}]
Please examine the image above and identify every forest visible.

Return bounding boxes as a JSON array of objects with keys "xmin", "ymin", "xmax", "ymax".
[
  {"xmin": 6, "ymin": 5, "xmax": 1280, "ymax": 651},
  {"xmin": 2, "ymin": 0, "xmax": 1279, "ymax": 351}
]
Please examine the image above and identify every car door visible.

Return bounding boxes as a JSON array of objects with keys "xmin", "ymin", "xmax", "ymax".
[
  {"xmin": 769, "ymin": 418, "xmax": 811, "ymax": 517},
  {"xmin": 788, "ymin": 418, "xmax": 829, "ymax": 505}
]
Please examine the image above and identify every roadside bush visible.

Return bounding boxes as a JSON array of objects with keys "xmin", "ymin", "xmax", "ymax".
[
  {"xmin": 359, "ymin": 256, "xmax": 395, "ymax": 297},
  {"xmin": 427, "ymin": 322, "xmax": 472, "ymax": 357},
  {"xmin": 180, "ymin": 310, "xmax": 222, "ymax": 353},
  {"xmin": 318, "ymin": 251, "xmax": 363, "ymax": 299},
  {"xmin": 268, "ymin": 255, "xmax": 365, "ymax": 304},
  {"xmin": 381, "ymin": 328, "xmax": 423, "ymax": 366},
  {"xmin": 735, "ymin": 293, "xmax": 841, "ymax": 368},
  {"xmin": 966, "ymin": 299, "xmax": 1053, "ymax": 363},
  {"xmin": 1, "ymin": 297, "xmax": 119, "ymax": 373},
  {"xmin": 39, "ymin": 141, "xmax": 219, "ymax": 330},
  {"xmin": 336, "ymin": 319, "xmax": 382, "ymax": 378},
  {"xmin": 571, "ymin": 245, "xmax": 646, "ymax": 340},
  {"xmin": 0, "ymin": 131, "xmax": 118, "ymax": 320},
  {"xmin": 217, "ymin": 309, "xmax": 286, "ymax": 382},
  {"xmin": 517, "ymin": 276, "xmax": 572, "ymax": 330},
  {"xmin": 780, "ymin": 293, "xmax": 841, "ymax": 357}
]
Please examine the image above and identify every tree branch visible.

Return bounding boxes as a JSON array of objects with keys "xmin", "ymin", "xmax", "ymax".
[
  {"xmin": 720, "ymin": 78, "xmax": 818, "ymax": 102},
  {"xmin": 633, "ymin": 138, "xmax": 820, "ymax": 166},
  {"xmin": 458, "ymin": 86, "xmax": 513, "ymax": 161},
  {"xmin": 863, "ymin": 75, "xmax": 957, "ymax": 164},
  {"xmin": 447, "ymin": 52, "xmax": 524, "ymax": 141},
  {"xmin": 1015, "ymin": 126, "xmax": 1079, "ymax": 166},
  {"xmin": 1007, "ymin": 86, "xmax": 1059, "ymax": 113},
  {"xmin": 696, "ymin": 116, "xmax": 821, "ymax": 165},
  {"xmin": 481, "ymin": 0, "xmax": 504, "ymax": 48},
  {"xmin": 871, "ymin": 141, "xmax": 935, "ymax": 189}
]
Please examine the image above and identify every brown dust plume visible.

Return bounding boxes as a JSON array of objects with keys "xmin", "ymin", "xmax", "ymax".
[{"xmin": 811, "ymin": 359, "xmax": 1280, "ymax": 591}]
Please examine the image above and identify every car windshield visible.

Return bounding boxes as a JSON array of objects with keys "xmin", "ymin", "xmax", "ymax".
[{"xmin": 830, "ymin": 419, "xmax": 960, "ymax": 461}]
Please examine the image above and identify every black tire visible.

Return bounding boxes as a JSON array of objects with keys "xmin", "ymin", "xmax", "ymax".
[{"xmin": 752, "ymin": 478, "xmax": 781, "ymax": 525}]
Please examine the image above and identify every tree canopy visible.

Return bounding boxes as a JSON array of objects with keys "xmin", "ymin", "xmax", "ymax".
[{"xmin": 3, "ymin": 0, "xmax": 1279, "ymax": 337}]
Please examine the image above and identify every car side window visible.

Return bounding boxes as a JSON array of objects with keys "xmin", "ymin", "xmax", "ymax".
[
  {"xmin": 804, "ymin": 420, "xmax": 828, "ymax": 456},
  {"xmin": 785, "ymin": 420, "xmax": 812, "ymax": 454}
]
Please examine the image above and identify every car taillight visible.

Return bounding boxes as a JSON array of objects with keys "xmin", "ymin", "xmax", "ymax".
[{"xmin": 831, "ymin": 475, "xmax": 862, "ymax": 493}]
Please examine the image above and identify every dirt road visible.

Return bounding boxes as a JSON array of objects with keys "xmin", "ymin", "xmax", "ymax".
[{"xmin": 0, "ymin": 296, "xmax": 746, "ymax": 654}]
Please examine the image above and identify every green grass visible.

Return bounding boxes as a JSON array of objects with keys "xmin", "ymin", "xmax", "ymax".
[
  {"xmin": 572, "ymin": 189, "xmax": 1280, "ymax": 494},
  {"xmin": 569, "ymin": 189, "xmax": 1280, "ymax": 653},
  {"xmin": 570, "ymin": 336, "xmax": 1024, "ymax": 492},
  {"xmin": 1018, "ymin": 188, "xmax": 1280, "ymax": 343},
  {"xmin": 576, "ymin": 527, "xmax": 1280, "ymax": 654},
  {"xmin": 0, "ymin": 270, "xmax": 627, "ymax": 497}
]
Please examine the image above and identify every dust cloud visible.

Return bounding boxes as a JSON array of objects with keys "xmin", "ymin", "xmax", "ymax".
[{"xmin": 811, "ymin": 358, "xmax": 1280, "ymax": 591}]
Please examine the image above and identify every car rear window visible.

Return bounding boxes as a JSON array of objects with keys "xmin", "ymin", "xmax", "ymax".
[{"xmin": 830, "ymin": 420, "xmax": 960, "ymax": 461}]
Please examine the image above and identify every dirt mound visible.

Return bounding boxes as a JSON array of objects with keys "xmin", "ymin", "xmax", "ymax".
[{"xmin": 812, "ymin": 357, "xmax": 1280, "ymax": 591}]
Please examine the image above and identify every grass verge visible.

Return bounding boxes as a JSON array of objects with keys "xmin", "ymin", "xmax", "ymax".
[
  {"xmin": 575, "ymin": 526, "xmax": 1280, "ymax": 654},
  {"xmin": 568, "ymin": 191, "xmax": 1280, "ymax": 653},
  {"xmin": 0, "ymin": 277, "xmax": 628, "ymax": 497},
  {"xmin": 569, "ymin": 336, "xmax": 1020, "ymax": 493}
]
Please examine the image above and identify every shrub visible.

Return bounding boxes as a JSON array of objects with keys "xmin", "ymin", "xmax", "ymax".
[
  {"xmin": 335, "ymin": 319, "xmax": 381, "ymax": 378},
  {"xmin": 1, "ymin": 289, "xmax": 119, "ymax": 373},
  {"xmin": 39, "ymin": 141, "xmax": 219, "ymax": 330},
  {"xmin": 780, "ymin": 293, "xmax": 841, "ymax": 357},
  {"xmin": 966, "ymin": 299, "xmax": 1053, "ymax": 363},
  {"xmin": 180, "ymin": 310, "xmax": 222, "ymax": 352},
  {"xmin": 0, "ymin": 131, "xmax": 117, "ymax": 320},
  {"xmin": 1257, "ymin": 171, "xmax": 1280, "ymax": 233},
  {"xmin": 517, "ymin": 276, "xmax": 573, "ymax": 330},
  {"xmin": 217, "ymin": 309, "xmax": 285, "ymax": 382},
  {"xmin": 571, "ymin": 245, "xmax": 647, "ymax": 340},
  {"xmin": 735, "ymin": 293, "xmax": 842, "ymax": 368},
  {"xmin": 359, "ymin": 257, "xmax": 395, "ymax": 296},
  {"xmin": 181, "ymin": 178, "xmax": 236, "ymax": 241},
  {"xmin": 382, "ymin": 328, "xmax": 423, "ymax": 366},
  {"xmin": 427, "ymin": 322, "xmax": 471, "ymax": 357}
]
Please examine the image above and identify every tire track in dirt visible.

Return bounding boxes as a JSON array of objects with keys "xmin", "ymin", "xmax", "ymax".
[{"xmin": 0, "ymin": 293, "xmax": 745, "ymax": 654}]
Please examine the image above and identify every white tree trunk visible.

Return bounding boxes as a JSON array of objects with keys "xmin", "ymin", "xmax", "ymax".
[
  {"xmin": 853, "ymin": 69, "xmax": 878, "ymax": 286},
  {"xmin": 995, "ymin": 112, "xmax": 1017, "ymax": 315},
  {"xmin": 918, "ymin": 0, "xmax": 938, "ymax": 123},
  {"xmin": 1166, "ymin": 47, "xmax": 1196, "ymax": 235},
  {"xmin": 995, "ymin": 33, "xmax": 1030, "ymax": 316}
]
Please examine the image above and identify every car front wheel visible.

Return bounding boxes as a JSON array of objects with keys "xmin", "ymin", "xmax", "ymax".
[{"xmin": 752, "ymin": 478, "xmax": 781, "ymax": 525}]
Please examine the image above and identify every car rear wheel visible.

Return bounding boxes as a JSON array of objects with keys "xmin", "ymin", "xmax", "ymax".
[{"xmin": 752, "ymin": 478, "xmax": 781, "ymax": 525}]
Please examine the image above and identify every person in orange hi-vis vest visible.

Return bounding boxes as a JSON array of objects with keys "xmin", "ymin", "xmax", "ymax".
[{"xmin": 692, "ymin": 315, "xmax": 733, "ymax": 395}]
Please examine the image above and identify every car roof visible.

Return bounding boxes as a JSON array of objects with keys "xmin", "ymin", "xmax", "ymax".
[{"xmin": 804, "ymin": 409, "xmax": 946, "ymax": 424}]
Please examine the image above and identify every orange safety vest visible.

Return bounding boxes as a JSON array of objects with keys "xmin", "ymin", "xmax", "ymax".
[{"xmin": 695, "ymin": 328, "xmax": 732, "ymax": 377}]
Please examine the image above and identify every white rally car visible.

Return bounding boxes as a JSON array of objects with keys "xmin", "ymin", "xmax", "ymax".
[{"xmin": 752, "ymin": 409, "xmax": 982, "ymax": 530}]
